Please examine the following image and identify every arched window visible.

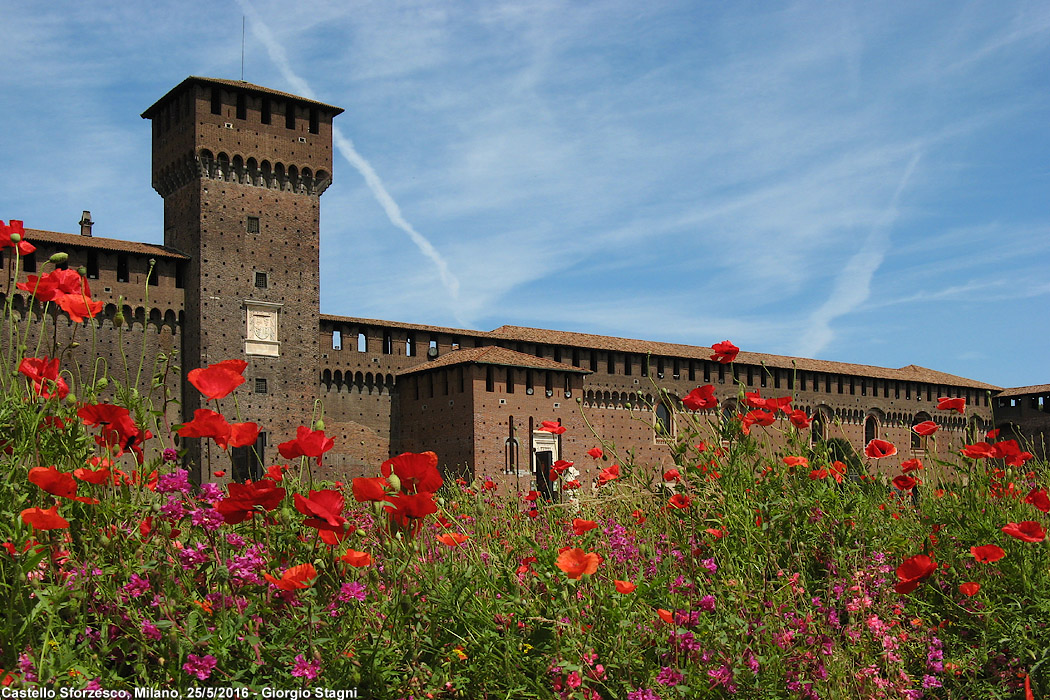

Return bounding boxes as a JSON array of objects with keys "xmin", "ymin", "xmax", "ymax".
[
  {"xmin": 655, "ymin": 403, "xmax": 672, "ymax": 436},
  {"xmin": 864, "ymin": 415, "xmax": 878, "ymax": 444}
]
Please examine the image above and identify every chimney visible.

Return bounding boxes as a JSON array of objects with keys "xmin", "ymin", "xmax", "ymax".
[{"xmin": 79, "ymin": 211, "xmax": 93, "ymax": 237}]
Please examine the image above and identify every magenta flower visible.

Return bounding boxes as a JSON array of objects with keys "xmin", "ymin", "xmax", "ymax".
[
  {"xmin": 291, "ymin": 654, "xmax": 321, "ymax": 680},
  {"xmin": 183, "ymin": 653, "xmax": 217, "ymax": 680}
]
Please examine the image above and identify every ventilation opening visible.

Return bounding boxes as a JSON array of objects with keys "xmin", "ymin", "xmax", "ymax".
[
  {"xmin": 247, "ymin": 216, "xmax": 260, "ymax": 234},
  {"xmin": 255, "ymin": 378, "xmax": 268, "ymax": 394},
  {"xmin": 254, "ymin": 271, "xmax": 268, "ymax": 289}
]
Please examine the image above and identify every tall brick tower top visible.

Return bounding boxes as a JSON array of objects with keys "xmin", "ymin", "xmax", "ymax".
[
  {"xmin": 141, "ymin": 77, "xmax": 343, "ymax": 482},
  {"xmin": 141, "ymin": 76, "xmax": 344, "ymax": 201}
]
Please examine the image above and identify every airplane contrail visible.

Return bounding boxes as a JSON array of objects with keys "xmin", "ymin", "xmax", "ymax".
[
  {"xmin": 236, "ymin": 0, "xmax": 461, "ymax": 299},
  {"xmin": 797, "ymin": 151, "xmax": 922, "ymax": 358}
]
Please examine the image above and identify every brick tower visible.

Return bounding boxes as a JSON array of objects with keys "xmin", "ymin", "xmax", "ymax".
[{"xmin": 142, "ymin": 77, "xmax": 343, "ymax": 481}]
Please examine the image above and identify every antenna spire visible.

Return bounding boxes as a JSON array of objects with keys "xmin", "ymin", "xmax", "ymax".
[{"xmin": 241, "ymin": 16, "xmax": 246, "ymax": 81}]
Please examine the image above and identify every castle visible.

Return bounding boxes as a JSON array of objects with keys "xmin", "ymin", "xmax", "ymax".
[{"xmin": 6, "ymin": 76, "xmax": 1046, "ymax": 490}]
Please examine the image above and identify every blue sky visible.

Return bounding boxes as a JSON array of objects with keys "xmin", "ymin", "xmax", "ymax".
[{"xmin": 2, "ymin": 1, "xmax": 1048, "ymax": 388}]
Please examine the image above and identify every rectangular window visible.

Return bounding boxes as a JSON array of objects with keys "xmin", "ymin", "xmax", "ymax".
[
  {"xmin": 850, "ymin": 378, "xmax": 856, "ymax": 395},
  {"xmin": 526, "ymin": 370, "xmax": 534, "ymax": 394},
  {"xmin": 357, "ymin": 332, "xmax": 367, "ymax": 352},
  {"xmin": 608, "ymin": 353, "xmax": 616, "ymax": 375},
  {"xmin": 232, "ymin": 432, "xmax": 266, "ymax": 482},
  {"xmin": 255, "ymin": 378, "xmax": 268, "ymax": 394},
  {"xmin": 747, "ymin": 367, "xmax": 754, "ymax": 386},
  {"xmin": 332, "ymin": 330, "xmax": 341, "ymax": 350},
  {"xmin": 718, "ymin": 364, "xmax": 725, "ymax": 384},
  {"xmin": 506, "ymin": 367, "xmax": 514, "ymax": 394},
  {"xmin": 861, "ymin": 380, "xmax": 867, "ymax": 396},
  {"xmin": 86, "ymin": 251, "xmax": 99, "ymax": 279},
  {"xmin": 255, "ymin": 271, "xmax": 268, "ymax": 289},
  {"xmin": 261, "ymin": 98, "xmax": 271, "ymax": 125},
  {"xmin": 774, "ymin": 370, "xmax": 781, "ymax": 389},
  {"xmin": 309, "ymin": 108, "xmax": 319, "ymax": 135},
  {"xmin": 236, "ymin": 92, "xmax": 246, "ymax": 120},
  {"xmin": 760, "ymin": 370, "xmax": 767, "ymax": 388},
  {"xmin": 642, "ymin": 357, "xmax": 650, "ymax": 377},
  {"xmin": 673, "ymin": 359, "xmax": 680, "ymax": 379},
  {"xmin": 590, "ymin": 351, "xmax": 598, "ymax": 371},
  {"xmin": 486, "ymin": 367, "xmax": 494, "ymax": 392},
  {"xmin": 687, "ymin": 360, "xmax": 693, "ymax": 381},
  {"xmin": 247, "ymin": 216, "xmax": 260, "ymax": 233},
  {"xmin": 211, "ymin": 87, "xmax": 222, "ymax": 115},
  {"xmin": 117, "ymin": 254, "xmax": 129, "ymax": 283},
  {"xmin": 625, "ymin": 355, "xmax": 633, "ymax": 376},
  {"xmin": 383, "ymin": 332, "xmax": 393, "ymax": 355},
  {"xmin": 837, "ymin": 376, "xmax": 844, "ymax": 394},
  {"xmin": 703, "ymin": 362, "xmax": 710, "ymax": 383},
  {"xmin": 148, "ymin": 261, "xmax": 159, "ymax": 285},
  {"xmin": 22, "ymin": 251, "xmax": 36, "ymax": 273},
  {"xmin": 285, "ymin": 104, "xmax": 295, "ymax": 130},
  {"xmin": 799, "ymin": 373, "xmax": 806, "ymax": 391},
  {"xmin": 572, "ymin": 349, "xmax": 580, "ymax": 367},
  {"xmin": 657, "ymin": 358, "xmax": 665, "ymax": 378},
  {"xmin": 895, "ymin": 382, "xmax": 900, "ymax": 399},
  {"xmin": 545, "ymin": 372, "xmax": 553, "ymax": 396},
  {"xmin": 406, "ymin": 334, "xmax": 416, "ymax": 357},
  {"xmin": 175, "ymin": 261, "xmax": 185, "ymax": 289}
]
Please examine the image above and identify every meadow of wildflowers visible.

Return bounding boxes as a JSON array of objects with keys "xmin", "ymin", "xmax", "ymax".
[{"xmin": 1, "ymin": 219, "xmax": 1048, "ymax": 699}]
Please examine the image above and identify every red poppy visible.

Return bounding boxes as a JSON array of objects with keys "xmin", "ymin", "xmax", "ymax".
[
  {"xmin": 788, "ymin": 410, "xmax": 810, "ymax": 429},
  {"xmin": 614, "ymin": 580, "xmax": 637, "ymax": 594},
  {"xmin": 656, "ymin": 608, "xmax": 674, "ymax": 624},
  {"xmin": 437, "ymin": 533, "xmax": 469, "ymax": 547},
  {"xmin": 77, "ymin": 403, "xmax": 148, "ymax": 459},
  {"xmin": 809, "ymin": 468, "xmax": 828, "ymax": 480},
  {"xmin": 380, "ymin": 451, "xmax": 442, "ymax": 494},
  {"xmin": 562, "ymin": 479, "xmax": 581, "ymax": 491},
  {"xmin": 385, "ymin": 491, "xmax": 438, "ymax": 534},
  {"xmin": 632, "ymin": 509, "xmax": 646, "ymax": 525},
  {"xmin": 986, "ymin": 429, "xmax": 1000, "ymax": 440},
  {"xmin": 279, "ymin": 426, "xmax": 335, "ymax": 466},
  {"xmin": 895, "ymin": 554, "xmax": 937, "ymax": 594},
  {"xmin": 743, "ymin": 391, "xmax": 766, "ymax": 409},
  {"xmin": 663, "ymin": 469, "xmax": 680, "ymax": 482},
  {"xmin": 936, "ymin": 397, "xmax": 965, "ymax": 414},
  {"xmin": 1024, "ymin": 488, "xmax": 1050, "ymax": 514},
  {"xmin": 993, "ymin": 440, "xmax": 1034, "ymax": 467},
  {"xmin": 264, "ymin": 563, "xmax": 317, "ymax": 591},
  {"xmin": 765, "ymin": 396, "xmax": 793, "ymax": 414},
  {"xmin": 1, "ymin": 219, "xmax": 36, "ymax": 256},
  {"xmin": 352, "ymin": 477, "xmax": 389, "ymax": 503},
  {"xmin": 294, "ymin": 490, "xmax": 347, "ymax": 531},
  {"xmin": 705, "ymin": 527, "xmax": 725, "ymax": 538},
  {"xmin": 73, "ymin": 466, "xmax": 110, "ymax": 484},
  {"xmin": 710, "ymin": 340, "xmax": 739, "ymax": 364},
  {"xmin": 29, "ymin": 466, "xmax": 78, "ymax": 499},
  {"xmin": 783, "ymin": 456, "xmax": 808, "ymax": 469},
  {"xmin": 178, "ymin": 409, "xmax": 231, "ymax": 448},
  {"xmin": 216, "ymin": 480, "xmax": 286, "ymax": 523},
  {"xmin": 18, "ymin": 357, "xmax": 69, "ymax": 399},
  {"xmin": 481, "ymin": 479, "xmax": 497, "ymax": 491},
  {"xmin": 913, "ymin": 421, "xmax": 938, "ymax": 437},
  {"xmin": 54, "ymin": 292, "xmax": 103, "ymax": 323},
  {"xmin": 961, "ymin": 442, "xmax": 996, "ymax": 459},
  {"xmin": 741, "ymin": 410, "xmax": 775, "ymax": 435},
  {"xmin": 586, "ymin": 447, "xmax": 603, "ymax": 459},
  {"xmin": 829, "ymin": 461, "xmax": 847, "ymax": 484},
  {"xmin": 550, "ymin": 459, "xmax": 573, "ymax": 475},
  {"xmin": 682, "ymin": 385, "xmax": 717, "ymax": 411},
  {"xmin": 538, "ymin": 420, "xmax": 566, "ymax": 435},
  {"xmin": 893, "ymin": 475, "xmax": 918, "ymax": 491},
  {"xmin": 20, "ymin": 505, "xmax": 69, "ymax": 530},
  {"xmin": 555, "ymin": 547, "xmax": 602, "ymax": 579},
  {"xmin": 187, "ymin": 359, "xmax": 247, "ymax": 400},
  {"xmin": 959, "ymin": 582, "xmax": 980, "ymax": 597},
  {"xmin": 1002, "ymin": 521, "xmax": 1046, "ymax": 543},
  {"xmin": 598, "ymin": 463, "xmax": 620, "ymax": 486},
  {"xmin": 523, "ymin": 490, "xmax": 539, "ymax": 502},
  {"xmin": 18, "ymin": 268, "xmax": 90, "ymax": 301},
  {"xmin": 864, "ymin": 439, "xmax": 897, "ymax": 459},
  {"xmin": 971, "ymin": 544, "xmax": 1005, "ymax": 563},
  {"xmin": 901, "ymin": 458, "xmax": 923, "ymax": 473},
  {"xmin": 213, "ymin": 470, "xmax": 226, "ymax": 478},
  {"xmin": 264, "ymin": 464, "xmax": 287, "ymax": 482},
  {"xmin": 339, "ymin": 549, "xmax": 372, "ymax": 567},
  {"xmin": 668, "ymin": 494, "xmax": 691, "ymax": 509},
  {"xmin": 572, "ymin": 518, "xmax": 598, "ymax": 535}
]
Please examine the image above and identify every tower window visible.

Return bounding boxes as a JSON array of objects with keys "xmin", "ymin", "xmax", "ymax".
[
  {"xmin": 117, "ymin": 254, "xmax": 129, "ymax": 283},
  {"xmin": 383, "ymin": 331, "xmax": 393, "ymax": 355},
  {"xmin": 506, "ymin": 367, "xmax": 514, "ymax": 394},
  {"xmin": 254, "ymin": 271, "xmax": 268, "ymax": 289},
  {"xmin": 261, "ymin": 98, "xmax": 271, "ymax": 125},
  {"xmin": 486, "ymin": 367, "xmax": 494, "ymax": 392},
  {"xmin": 236, "ymin": 92, "xmax": 246, "ymax": 120},
  {"xmin": 22, "ymin": 251, "xmax": 36, "ymax": 273},
  {"xmin": 357, "ymin": 332, "xmax": 367, "ymax": 352},
  {"xmin": 247, "ymin": 216, "xmax": 260, "ymax": 233},
  {"xmin": 175, "ymin": 262, "xmax": 185, "ymax": 289},
  {"xmin": 211, "ymin": 87, "xmax": 222, "ymax": 115},
  {"xmin": 255, "ymin": 378, "xmax": 268, "ymax": 394},
  {"xmin": 309, "ymin": 108, "xmax": 319, "ymax": 134},
  {"xmin": 148, "ymin": 261, "xmax": 159, "ymax": 285},
  {"xmin": 332, "ymin": 329, "xmax": 341, "ymax": 349},
  {"xmin": 285, "ymin": 104, "xmax": 295, "ymax": 130},
  {"xmin": 86, "ymin": 251, "xmax": 99, "ymax": 279}
]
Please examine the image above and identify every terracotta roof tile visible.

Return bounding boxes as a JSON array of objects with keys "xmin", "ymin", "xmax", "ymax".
[
  {"xmin": 24, "ymin": 229, "xmax": 189, "ymax": 260},
  {"xmin": 142, "ymin": 77, "xmax": 344, "ymax": 119},
  {"xmin": 320, "ymin": 314, "xmax": 488, "ymax": 338},
  {"xmin": 997, "ymin": 384, "xmax": 1050, "ymax": 397},
  {"xmin": 397, "ymin": 346, "xmax": 589, "ymax": 376}
]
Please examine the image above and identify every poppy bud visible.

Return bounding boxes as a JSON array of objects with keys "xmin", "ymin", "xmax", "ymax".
[
  {"xmin": 96, "ymin": 378, "xmax": 108, "ymax": 390},
  {"xmin": 113, "ymin": 311, "xmax": 125, "ymax": 326},
  {"xmin": 10, "ymin": 232, "xmax": 20, "ymax": 243},
  {"xmin": 355, "ymin": 529, "xmax": 367, "ymax": 538},
  {"xmin": 49, "ymin": 252, "xmax": 69, "ymax": 265},
  {"xmin": 78, "ymin": 266, "xmax": 87, "ymax": 277},
  {"xmin": 65, "ymin": 393, "xmax": 77, "ymax": 404},
  {"xmin": 314, "ymin": 419, "xmax": 325, "ymax": 431},
  {"xmin": 387, "ymin": 474, "xmax": 402, "ymax": 493},
  {"xmin": 624, "ymin": 402, "xmax": 632, "ymax": 410},
  {"xmin": 70, "ymin": 341, "xmax": 80, "ymax": 348}
]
